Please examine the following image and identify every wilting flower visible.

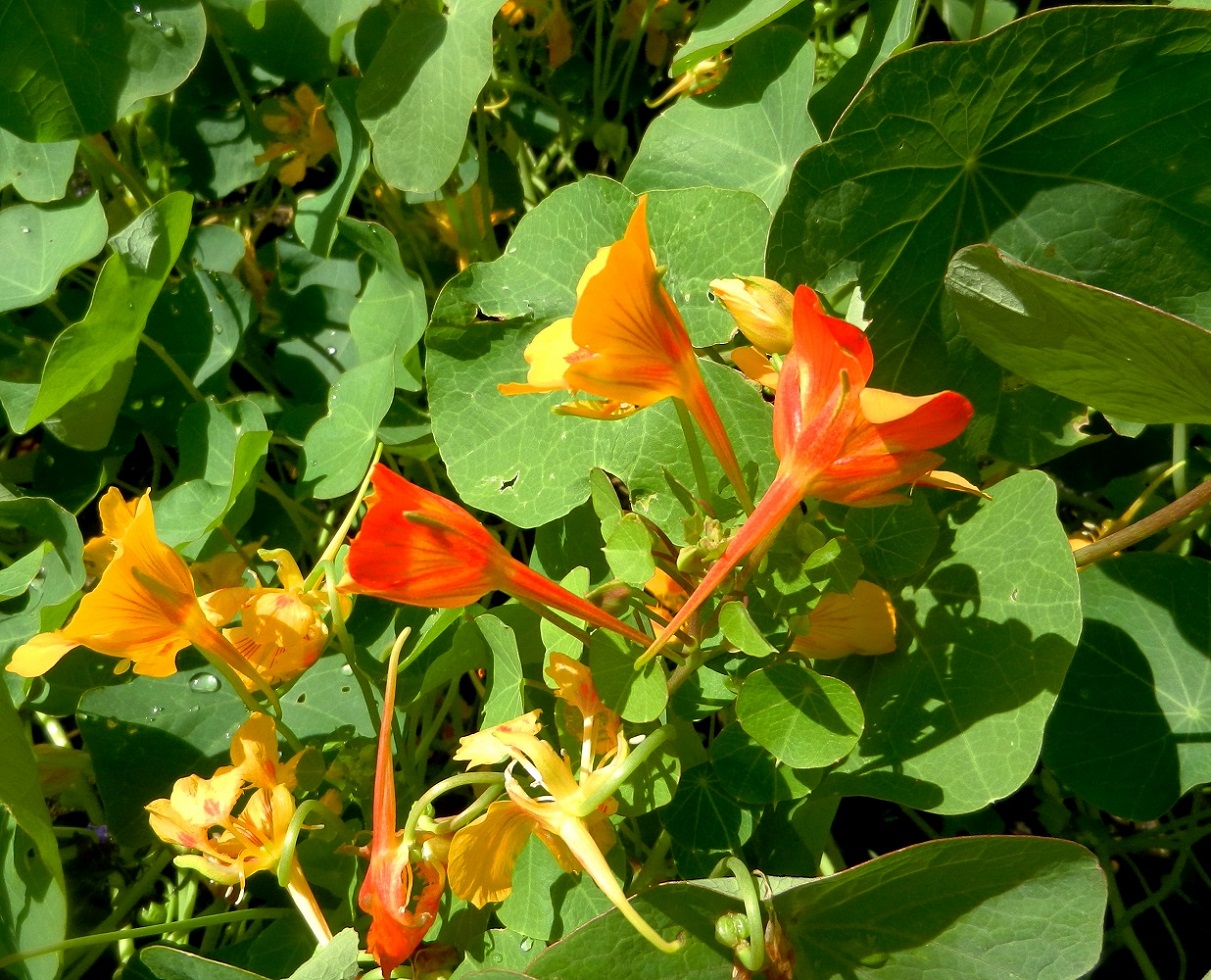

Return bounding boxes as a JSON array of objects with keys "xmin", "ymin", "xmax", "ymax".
[
  {"xmin": 7, "ymin": 492, "xmax": 256, "ymax": 682},
  {"xmin": 639, "ymin": 286, "xmax": 976, "ymax": 664},
  {"xmin": 341, "ymin": 465, "xmax": 650, "ymax": 647},
  {"xmin": 147, "ymin": 714, "xmax": 331, "ymax": 943},
  {"xmin": 500, "ymin": 0, "xmax": 573, "ymax": 67},
  {"xmin": 447, "ymin": 662, "xmax": 678, "ymax": 952},
  {"xmin": 255, "ymin": 84, "xmax": 336, "ymax": 187},
  {"xmin": 789, "ymin": 581, "xmax": 897, "ymax": 659},
  {"xmin": 359, "ymin": 635, "xmax": 447, "ymax": 976},
  {"xmin": 498, "ymin": 196, "xmax": 752, "ymax": 510},
  {"xmin": 615, "ymin": 0, "xmax": 688, "ymax": 65},
  {"xmin": 201, "ymin": 550, "xmax": 338, "ymax": 689}
]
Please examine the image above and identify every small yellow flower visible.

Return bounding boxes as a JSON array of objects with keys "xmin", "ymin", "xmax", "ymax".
[
  {"xmin": 254, "ymin": 84, "xmax": 336, "ymax": 187},
  {"xmin": 200, "ymin": 549, "xmax": 340, "ymax": 689}
]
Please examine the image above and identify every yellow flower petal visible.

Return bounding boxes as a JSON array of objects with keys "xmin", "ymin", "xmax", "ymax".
[
  {"xmin": 790, "ymin": 581, "xmax": 897, "ymax": 659},
  {"xmin": 448, "ymin": 799, "xmax": 539, "ymax": 907}
]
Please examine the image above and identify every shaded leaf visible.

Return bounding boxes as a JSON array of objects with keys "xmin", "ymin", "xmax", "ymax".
[
  {"xmin": 0, "ymin": 0, "xmax": 206, "ymax": 141},
  {"xmin": 0, "ymin": 130, "xmax": 78, "ymax": 202},
  {"xmin": 1045, "ymin": 554, "xmax": 1211, "ymax": 820}
]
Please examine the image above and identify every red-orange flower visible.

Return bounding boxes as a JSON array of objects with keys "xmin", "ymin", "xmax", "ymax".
[
  {"xmin": 341, "ymin": 465, "xmax": 650, "ymax": 647},
  {"xmin": 359, "ymin": 636, "xmax": 447, "ymax": 976},
  {"xmin": 639, "ymin": 286, "xmax": 976, "ymax": 664},
  {"xmin": 498, "ymin": 196, "xmax": 752, "ymax": 510}
]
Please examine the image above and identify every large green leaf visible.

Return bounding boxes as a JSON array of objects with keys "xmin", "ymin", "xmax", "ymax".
[
  {"xmin": 774, "ymin": 836, "xmax": 1104, "ymax": 977},
  {"xmin": 18, "ymin": 192, "xmax": 193, "ymax": 449},
  {"xmin": 0, "ymin": 685, "xmax": 65, "ymax": 980},
  {"xmin": 671, "ymin": 0, "xmax": 809, "ymax": 74},
  {"xmin": 626, "ymin": 26, "xmax": 817, "ymax": 211},
  {"xmin": 526, "ymin": 838, "xmax": 1103, "ymax": 979},
  {"xmin": 768, "ymin": 6, "xmax": 1211, "ymax": 396},
  {"xmin": 358, "ymin": 0, "xmax": 500, "ymax": 194},
  {"xmin": 426, "ymin": 178, "xmax": 774, "ymax": 534},
  {"xmin": 948, "ymin": 245, "xmax": 1211, "ymax": 425},
  {"xmin": 0, "ymin": 195, "xmax": 107, "ymax": 314},
  {"xmin": 0, "ymin": 0, "xmax": 206, "ymax": 141},
  {"xmin": 497, "ymin": 836, "xmax": 614, "ymax": 942},
  {"xmin": 821, "ymin": 472, "xmax": 1082, "ymax": 814},
  {"xmin": 77, "ymin": 656, "xmax": 377, "ymax": 845},
  {"xmin": 0, "ymin": 130, "xmax": 78, "ymax": 202},
  {"xmin": 1045, "ymin": 555, "xmax": 1211, "ymax": 820}
]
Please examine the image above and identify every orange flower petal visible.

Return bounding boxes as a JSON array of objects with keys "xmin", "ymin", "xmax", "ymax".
[{"xmin": 448, "ymin": 799, "xmax": 539, "ymax": 907}]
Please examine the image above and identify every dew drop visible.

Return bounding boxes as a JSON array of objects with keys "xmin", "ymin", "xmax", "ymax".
[
  {"xmin": 339, "ymin": 663, "xmax": 353, "ymax": 675},
  {"xmin": 149, "ymin": 705, "xmax": 162, "ymax": 715},
  {"xmin": 188, "ymin": 671, "xmax": 220, "ymax": 693},
  {"xmin": 325, "ymin": 346, "xmax": 337, "ymax": 355},
  {"xmin": 20, "ymin": 227, "xmax": 30, "ymax": 234}
]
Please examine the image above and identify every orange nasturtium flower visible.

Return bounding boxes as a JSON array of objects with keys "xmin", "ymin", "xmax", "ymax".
[
  {"xmin": 6, "ymin": 491, "xmax": 261, "ymax": 686},
  {"xmin": 360, "ymin": 636, "xmax": 447, "ymax": 976},
  {"xmin": 201, "ymin": 549, "xmax": 341, "ymax": 689},
  {"xmin": 789, "ymin": 581, "xmax": 897, "ymax": 659},
  {"xmin": 340, "ymin": 464, "xmax": 650, "ymax": 647},
  {"xmin": 448, "ymin": 659, "xmax": 679, "ymax": 952},
  {"xmin": 639, "ymin": 286, "xmax": 977, "ymax": 665},
  {"xmin": 147, "ymin": 714, "xmax": 332, "ymax": 944},
  {"xmin": 254, "ymin": 84, "xmax": 336, "ymax": 187},
  {"xmin": 497, "ymin": 196, "xmax": 753, "ymax": 511},
  {"xmin": 499, "ymin": 0, "xmax": 574, "ymax": 67}
]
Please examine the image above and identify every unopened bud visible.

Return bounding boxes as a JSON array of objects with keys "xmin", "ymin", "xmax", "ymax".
[{"xmin": 710, "ymin": 276, "xmax": 794, "ymax": 355}]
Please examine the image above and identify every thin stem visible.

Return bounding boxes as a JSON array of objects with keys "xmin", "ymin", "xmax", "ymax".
[
  {"xmin": 0, "ymin": 909, "xmax": 288, "ymax": 971},
  {"xmin": 139, "ymin": 335, "xmax": 207, "ymax": 402},
  {"xmin": 306, "ymin": 444, "xmax": 383, "ymax": 590},
  {"xmin": 675, "ymin": 398, "xmax": 713, "ymax": 507},
  {"xmin": 403, "ymin": 772, "xmax": 506, "ymax": 848},
  {"xmin": 1074, "ymin": 478, "xmax": 1211, "ymax": 566}
]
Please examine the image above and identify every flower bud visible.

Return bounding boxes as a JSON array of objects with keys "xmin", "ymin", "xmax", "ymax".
[{"xmin": 710, "ymin": 276, "xmax": 795, "ymax": 354}]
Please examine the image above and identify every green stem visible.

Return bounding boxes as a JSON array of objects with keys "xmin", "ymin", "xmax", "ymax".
[
  {"xmin": 307, "ymin": 443, "xmax": 383, "ymax": 590},
  {"xmin": 674, "ymin": 398, "xmax": 714, "ymax": 505},
  {"xmin": 573, "ymin": 726, "xmax": 673, "ymax": 816},
  {"xmin": 139, "ymin": 335, "xmax": 207, "ymax": 402},
  {"xmin": 402, "ymin": 772, "xmax": 505, "ymax": 848},
  {"xmin": 0, "ymin": 909, "xmax": 288, "ymax": 971},
  {"xmin": 710, "ymin": 857, "xmax": 766, "ymax": 973}
]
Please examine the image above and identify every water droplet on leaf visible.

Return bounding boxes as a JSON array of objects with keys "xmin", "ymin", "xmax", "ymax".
[{"xmin": 188, "ymin": 671, "xmax": 220, "ymax": 693}]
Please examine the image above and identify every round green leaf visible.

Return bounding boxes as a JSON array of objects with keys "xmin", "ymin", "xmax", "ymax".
[
  {"xmin": 659, "ymin": 763, "xmax": 755, "ymax": 850},
  {"xmin": 737, "ymin": 662, "xmax": 863, "ymax": 768},
  {"xmin": 843, "ymin": 494, "xmax": 939, "ymax": 581},
  {"xmin": 0, "ymin": 130, "xmax": 77, "ymax": 203},
  {"xmin": 426, "ymin": 178, "xmax": 775, "ymax": 535},
  {"xmin": 774, "ymin": 836, "xmax": 1105, "ymax": 979},
  {"xmin": 1045, "ymin": 554, "xmax": 1211, "ymax": 820},
  {"xmin": 823, "ymin": 471, "xmax": 1082, "ymax": 814},
  {"xmin": 627, "ymin": 26, "xmax": 818, "ymax": 211},
  {"xmin": 589, "ymin": 632, "xmax": 667, "ymax": 724},
  {"xmin": 769, "ymin": 6, "xmax": 1211, "ymax": 398}
]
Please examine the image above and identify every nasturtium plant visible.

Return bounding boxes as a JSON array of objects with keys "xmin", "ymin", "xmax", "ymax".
[{"xmin": 3, "ymin": 1, "xmax": 1209, "ymax": 978}]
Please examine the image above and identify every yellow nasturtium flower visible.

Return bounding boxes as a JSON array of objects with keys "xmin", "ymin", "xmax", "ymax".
[
  {"xmin": 147, "ymin": 714, "xmax": 332, "ymax": 944},
  {"xmin": 447, "ymin": 659, "xmax": 679, "ymax": 953}
]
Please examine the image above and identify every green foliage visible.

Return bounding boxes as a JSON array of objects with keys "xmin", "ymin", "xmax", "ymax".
[{"xmin": 3, "ymin": 0, "xmax": 1208, "ymax": 976}]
